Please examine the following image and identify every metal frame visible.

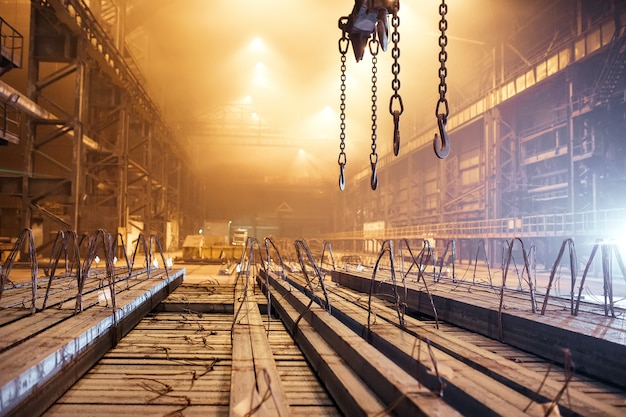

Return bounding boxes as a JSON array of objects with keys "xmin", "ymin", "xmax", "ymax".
[{"xmin": 18, "ymin": 0, "xmax": 199, "ymax": 250}]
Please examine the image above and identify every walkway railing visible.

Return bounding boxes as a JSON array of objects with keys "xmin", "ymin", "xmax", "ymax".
[
  {"xmin": 324, "ymin": 209, "xmax": 626, "ymax": 241},
  {"xmin": 0, "ymin": 17, "xmax": 23, "ymax": 71}
]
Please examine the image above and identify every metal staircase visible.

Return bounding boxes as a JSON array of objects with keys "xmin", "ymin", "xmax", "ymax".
[
  {"xmin": 0, "ymin": 17, "xmax": 23, "ymax": 145},
  {"xmin": 593, "ymin": 24, "xmax": 626, "ymax": 106},
  {"xmin": 0, "ymin": 17, "xmax": 22, "ymax": 76}
]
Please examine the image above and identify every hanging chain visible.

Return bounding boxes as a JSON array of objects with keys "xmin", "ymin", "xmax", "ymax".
[
  {"xmin": 389, "ymin": 4, "xmax": 403, "ymax": 157},
  {"xmin": 433, "ymin": 0, "xmax": 450, "ymax": 159},
  {"xmin": 338, "ymin": 23, "xmax": 349, "ymax": 191},
  {"xmin": 437, "ymin": 0, "xmax": 448, "ymax": 117},
  {"xmin": 369, "ymin": 36, "xmax": 380, "ymax": 191}
]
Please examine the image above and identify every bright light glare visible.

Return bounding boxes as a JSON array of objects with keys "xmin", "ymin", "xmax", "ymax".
[
  {"xmin": 320, "ymin": 105, "xmax": 335, "ymax": 118},
  {"xmin": 254, "ymin": 72, "xmax": 269, "ymax": 87},
  {"xmin": 305, "ymin": 106, "xmax": 338, "ymax": 139},
  {"xmin": 250, "ymin": 37, "xmax": 265, "ymax": 52},
  {"xmin": 295, "ymin": 148, "xmax": 307, "ymax": 165}
]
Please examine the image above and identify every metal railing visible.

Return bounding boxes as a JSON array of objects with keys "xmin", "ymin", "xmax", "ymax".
[
  {"xmin": 0, "ymin": 17, "xmax": 23, "ymax": 70},
  {"xmin": 324, "ymin": 209, "xmax": 626, "ymax": 241},
  {"xmin": 0, "ymin": 99, "xmax": 20, "ymax": 144}
]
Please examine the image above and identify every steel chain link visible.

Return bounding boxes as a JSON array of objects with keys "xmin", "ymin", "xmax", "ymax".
[
  {"xmin": 369, "ymin": 37, "xmax": 379, "ymax": 190},
  {"xmin": 437, "ymin": 0, "xmax": 449, "ymax": 116},
  {"xmin": 338, "ymin": 27, "xmax": 349, "ymax": 190},
  {"xmin": 389, "ymin": 6, "xmax": 403, "ymax": 156},
  {"xmin": 434, "ymin": 0, "xmax": 450, "ymax": 159}
]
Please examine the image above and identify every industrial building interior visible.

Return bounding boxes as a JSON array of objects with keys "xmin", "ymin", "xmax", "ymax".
[{"xmin": 1, "ymin": 1, "xmax": 626, "ymax": 416}]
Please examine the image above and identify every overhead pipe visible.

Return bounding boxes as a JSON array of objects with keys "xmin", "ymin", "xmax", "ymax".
[
  {"xmin": 0, "ymin": 80, "xmax": 102, "ymax": 151},
  {"xmin": 0, "ymin": 80, "xmax": 53, "ymax": 120}
]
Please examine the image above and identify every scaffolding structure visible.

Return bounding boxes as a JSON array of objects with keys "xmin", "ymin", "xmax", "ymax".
[{"xmin": 0, "ymin": 0, "xmax": 205, "ymax": 250}]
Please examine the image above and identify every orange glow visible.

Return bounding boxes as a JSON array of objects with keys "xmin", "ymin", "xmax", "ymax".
[
  {"xmin": 135, "ymin": 0, "xmax": 489, "ymax": 184},
  {"xmin": 253, "ymin": 72, "xmax": 269, "ymax": 88},
  {"xmin": 249, "ymin": 37, "xmax": 266, "ymax": 52}
]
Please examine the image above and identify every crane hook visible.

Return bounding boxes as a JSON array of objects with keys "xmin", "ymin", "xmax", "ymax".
[
  {"xmin": 433, "ymin": 113, "xmax": 450, "ymax": 159},
  {"xmin": 339, "ymin": 165, "xmax": 346, "ymax": 191},
  {"xmin": 392, "ymin": 109, "xmax": 401, "ymax": 156},
  {"xmin": 370, "ymin": 160, "xmax": 378, "ymax": 190}
]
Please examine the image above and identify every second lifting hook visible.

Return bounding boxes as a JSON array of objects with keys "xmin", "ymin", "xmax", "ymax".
[
  {"xmin": 433, "ymin": 113, "xmax": 450, "ymax": 159},
  {"xmin": 370, "ymin": 154, "xmax": 378, "ymax": 190},
  {"xmin": 390, "ymin": 93, "xmax": 403, "ymax": 156},
  {"xmin": 392, "ymin": 110, "xmax": 401, "ymax": 156},
  {"xmin": 339, "ymin": 164, "xmax": 346, "ymax": 191}
]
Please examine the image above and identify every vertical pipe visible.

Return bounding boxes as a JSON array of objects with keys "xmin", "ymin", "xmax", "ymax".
[
  {"xmin": 175, "ymin": 160, "xmax": 181, "ymax": 238},
  {"xmin": 161, "ymin": 137, "xmax": 169, "ymax": 244},
  {"xmin": 568, "ymin": 78, "xmax": 575, "ymax": 219},
  {"xmin": 23, "ymin": 2, "xmax": 38, "ymax": 234},
  {"xmin": 118, "ymin": 100, "xmax": 129, "ymax": 234},
  {"xmin": 491, "ymin": 110, "xmax": 498, "ymax": 222},
  {"xmin": 484, "ymin": 112, "xmax": 491, "ymax": 226},
  {"xmin": 73, "ymin": 37, "xmax": 87, "ymax": 232},
  {"xmin": 144, "ymin": 121, "xmax": 152, "ymax": 236}
]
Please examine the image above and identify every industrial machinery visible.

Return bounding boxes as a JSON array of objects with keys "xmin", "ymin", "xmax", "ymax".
[{"xmin": 232, "ymin": 228, "xmax": 248, "ymax": 246}]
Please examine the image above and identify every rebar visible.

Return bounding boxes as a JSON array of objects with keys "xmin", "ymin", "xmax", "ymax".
[
  {"xmin": 435, "ymin": 239, "xmax": 456, "ymax": 283},
  {"xmin": 398, "ymin": 238, "xmax": 439, "ymax": 329},
  {"xmin": 472, "ymin": 239, "xmax": 493, "ymax": 287},
  {"xmin": 320, "ymin": 240, "xmax": 337, "ymax": 272},
  {"xmin": 40, "ymin": 231, "xmax": 82, "ymax": 311},
  {"xmin": 263, "ymin": 237, "xmax": 288, "ymax": 333},
  {"xmin": 498, "ymin": 238, "xmax": 537, "ymax": 341},
  {"xmin": 151, "ymin": 234, "xmax": 170, "ymax": 279},
  {"xmin": 573, "ymin": 239, "xmax": 622, "ymax": 317},
  {"xmin": 0, "ymin": 228, "xmax": 38, "ymax": 313},
  {"xmin": 502, "ymin": 239, "xmax": 524, "ymax": 290},
  {"xmin": 231, "ymin": 237, "xmax": 258, "ymax": 338},
  {"xmin": 541, "ymin": 239, "xmax": 577, "ymax": 315},
  {"xmin": 294, "ymin": 239, "xmax": 331, "ymax": 313},
  {"xmin": 368, "ymin": 240, "xmax": 403, "ymax": 329}
]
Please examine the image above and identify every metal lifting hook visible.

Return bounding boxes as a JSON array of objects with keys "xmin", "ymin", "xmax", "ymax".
[
  {"xmin": 433, "ymin": 0, "xmax": 450, "ymax": 159},
  {"xmin": 337, "ymin": 151, "xmax": 347, "ymax": 191},
  {"xmin": 389, "ymin": 56, "xmax": 403, "ymax": 157},
  {"xmin": 389, "ymin": 4, "xmax": 402, "ymax": 157},
  {"xmin": 370, "ymin": 158, "xmax": 378, "ymax": 190},
  {"xmin": 433, "ymin": 113, "xmax": 450, "ymax": 159},
  {"xmin": 339, "ymin": 164, "xmax": 346, "ymax": 190},
  {"xmin": 392, "ymin": 111, "xmax": 401, "ymax": 156},
  {"xmin": 369, "ymin": 151, "xmax": 378, "ymax": 190}
]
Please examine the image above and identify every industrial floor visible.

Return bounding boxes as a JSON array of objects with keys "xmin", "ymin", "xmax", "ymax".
[{"xmin": 1, "ymin": 262, "xmax": 626, "ymax": 416}]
